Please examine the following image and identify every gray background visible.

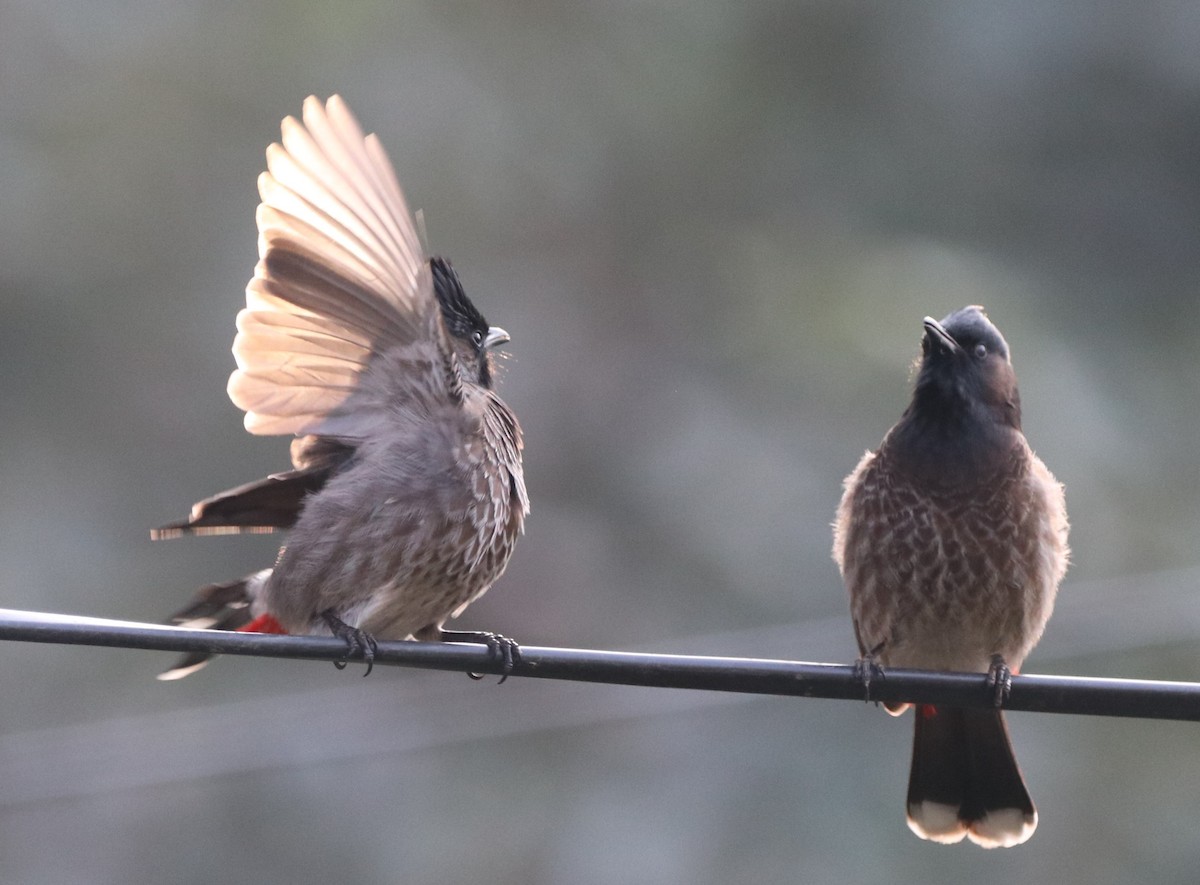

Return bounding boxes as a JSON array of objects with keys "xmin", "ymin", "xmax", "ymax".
[{"xmin": 2, "ymin": 2, "xmax": 1200, "ymax": 882}]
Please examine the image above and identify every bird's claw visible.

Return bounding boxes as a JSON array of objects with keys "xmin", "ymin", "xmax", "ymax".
[
  {"xmin": 322, "ymin": 610, "xmax": 379, "ymax": 677},
  {"xmin": 441, "ymin": 630, "xmax": 521, "ymax": 683},
  {"xmin": 852, "ymin": 655, "xmax": 886, "ymax": 704},
  {"xmin": 986, "ymin": 654, "xmax": 1012, "ymax": 707}
]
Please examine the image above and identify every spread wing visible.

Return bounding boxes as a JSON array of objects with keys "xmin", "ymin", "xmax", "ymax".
[{"xmin": 227, "ymin": 94, "xmax": 452, "ymax": 440}]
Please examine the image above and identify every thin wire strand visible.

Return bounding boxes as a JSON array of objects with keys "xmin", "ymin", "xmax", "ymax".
[{"xmin": 1, "ymin": 608, "xmax": 1198, "ymax": 721}]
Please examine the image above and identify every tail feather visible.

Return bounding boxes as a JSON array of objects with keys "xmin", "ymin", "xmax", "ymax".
[
  {"xmin": 157, "ymin": 571, "xmax": 276, "ymax": 681},
  {"xmin": 906, "ymin": 705, "xmax": 1036, "ymax": 848}
]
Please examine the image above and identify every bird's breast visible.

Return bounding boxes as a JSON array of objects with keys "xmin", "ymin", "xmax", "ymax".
[{"xmin": 836, "ymin": 443, "xmax": 1064, "ymax": 672}]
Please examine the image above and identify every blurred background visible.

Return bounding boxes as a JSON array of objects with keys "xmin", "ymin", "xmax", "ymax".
[{"xmin": 2, "ymin": 1, "xmax": 1200, "ymax": 882}]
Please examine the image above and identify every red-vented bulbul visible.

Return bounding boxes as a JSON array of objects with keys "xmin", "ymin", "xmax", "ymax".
[
  {"xmin": 832, "ymin": 306, "xmax": 1068, "ymax": 848},
  {"xmin": 153, "ymin": 96, "xmax": 529, "ymax": 679}
]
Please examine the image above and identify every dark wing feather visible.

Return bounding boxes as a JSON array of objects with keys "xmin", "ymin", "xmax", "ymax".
[
  {"xmin": 151, "ymin": 468, "xmax": 325, "ymax": 538},
  {"xmin": 152, "ymin": 438, "xmax": 355, "ymax": 538}
]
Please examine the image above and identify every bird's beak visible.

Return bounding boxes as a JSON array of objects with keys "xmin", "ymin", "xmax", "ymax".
[
  {"xmin": 922, "ymin": 317, "xmax": 961, "ymax": 355},
  {"xmin": 483, "ymin": 326, "xmax": 511, "ymax": 350}
]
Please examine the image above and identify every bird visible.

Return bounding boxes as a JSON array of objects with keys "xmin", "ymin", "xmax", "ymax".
[
  {"xmin": 152, "ymin": 95, "xmax": 529, "ymax": 681},
  {"xmin": 832, "ymin": 306, "xmax": 1068, "ymax": 848}
]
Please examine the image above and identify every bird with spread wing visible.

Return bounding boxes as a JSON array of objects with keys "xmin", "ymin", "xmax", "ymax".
[{"xmin": 153, "ymin": 96, "xmax": 528, "ymax": 681}]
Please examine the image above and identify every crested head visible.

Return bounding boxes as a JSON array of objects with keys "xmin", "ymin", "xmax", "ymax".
[
  {"xmin": 430, "ymin": 257, "xmax": 509, "ymax": 389},
  {"xmin": 910, "ymin": 305, "xmax": 1021, "ymax": 432}
]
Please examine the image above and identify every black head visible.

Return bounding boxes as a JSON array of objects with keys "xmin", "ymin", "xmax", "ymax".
[
  {"xmin": 911, "ymin": 305, "xmax": 1021, "ymax": 431},
  {"xmin": 430, "ymin": 256, "xmax": 509, "ymax": 388}
]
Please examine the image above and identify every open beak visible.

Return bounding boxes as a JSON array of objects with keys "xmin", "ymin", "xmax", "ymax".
[
  {"xmin": 922, "ymin": 316, "xmax": 962, "ymax": 355},
  {"xmin": 483, "ymin": 326, "xmax": 511, "ymax": 350}
]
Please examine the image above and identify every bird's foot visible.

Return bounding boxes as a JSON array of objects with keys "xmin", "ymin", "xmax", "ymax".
[
  {"xmin": 985, "ymin": 654, "xmax": 1013, "ymax": 707},
  {"xmin": 852, "ymin": 653, "xmax": 886, "ymax": 704},
  {"xmin": 440, "ymin": 630, "xmax": 521, "ymax": 683},
  {"xmin": 321, "ymin": 610, "xmax": 379, "ymax": 677}
]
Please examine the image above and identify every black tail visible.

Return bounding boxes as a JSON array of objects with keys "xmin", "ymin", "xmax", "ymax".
[
  {"xmin": 157, "ymin": 574, "xmax": 264, "ymax": 681},
  {"xmin": 906, "ymin": 705, "xmax": 1036, "ymax": 848}
]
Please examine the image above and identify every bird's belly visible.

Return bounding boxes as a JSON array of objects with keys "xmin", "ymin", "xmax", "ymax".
[
  {"xmin": 264, "ymin": 468, "xmax": 520, "ymax": 638},
  {"xmin": 351, "ymin": 530, "xmax": 518, "ymax": 639},
  {"xmin": 848, "ymin": 489, "xmax": 1051, "ymax": 674}
]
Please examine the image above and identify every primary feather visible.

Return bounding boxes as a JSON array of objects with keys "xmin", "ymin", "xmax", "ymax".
[{"xmin": 230, "ymin": 94, "xmax": 443, "ymax": 441}]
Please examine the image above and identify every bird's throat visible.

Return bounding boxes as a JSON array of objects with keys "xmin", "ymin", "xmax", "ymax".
[{"xmin": 885, "ymin": 405, "xmax": 1020, "ymax": 489}]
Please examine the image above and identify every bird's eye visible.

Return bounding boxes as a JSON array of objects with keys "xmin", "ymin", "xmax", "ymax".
[
  {"xmin": 472, "ymin": 330, "xmax": 484, "ymax": 347},
  {"xmin": 973, "ymin": 343, "xmax": 987, "ymax": 359}
]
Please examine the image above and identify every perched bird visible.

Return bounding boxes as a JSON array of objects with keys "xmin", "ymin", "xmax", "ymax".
[
  {"xmin": 832, "ymin": 306, "xmax": 1068, "ymax": 848},
  {"xmin": 153, "ymin": 95, "xmax": 529, "ymax": 680}
]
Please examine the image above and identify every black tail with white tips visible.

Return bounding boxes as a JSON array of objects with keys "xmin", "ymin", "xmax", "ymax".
[
  {"xmin": 157, "ymin": 571, "xmax": 270, "ymax": 681},
  {"xmin": 906, "ymin": 705, "xmax": 1037, "ymax": 848}
]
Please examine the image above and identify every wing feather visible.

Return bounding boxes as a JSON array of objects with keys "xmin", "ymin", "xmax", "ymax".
[
  {"xmin": 230, "ymin": 95, "xmax": 448, "ymax": 438},
  {"xmin": 298, "ymin": 97, "xmax": 424, "ymax": 289}
]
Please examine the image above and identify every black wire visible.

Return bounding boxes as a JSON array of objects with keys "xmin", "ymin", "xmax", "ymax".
[{"xmin": 1, "ymin": 608, "xmax": 1197, "ymax": 721}]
